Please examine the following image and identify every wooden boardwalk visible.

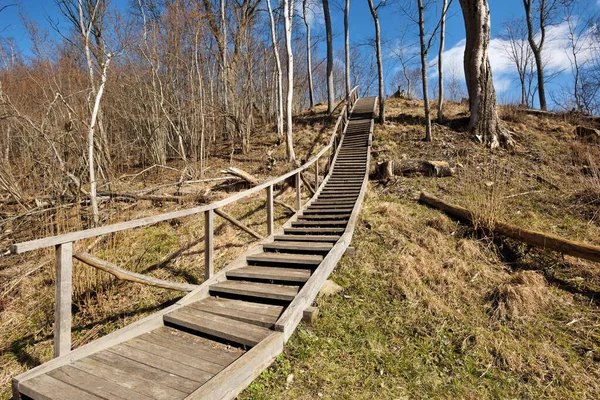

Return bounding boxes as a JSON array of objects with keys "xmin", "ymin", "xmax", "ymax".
[{"xmin": 12, "ymin": 96, "xmax": 377, "ymax": 400}]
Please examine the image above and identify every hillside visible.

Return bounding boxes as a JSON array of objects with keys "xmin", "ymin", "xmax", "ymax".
[
  {"xmin": 239, "ymin": 98, "xmax": 600, "ymax": 399},
  {"xmin": 2, "ymin": 98, "xmax": 600, "ymax": 399}
]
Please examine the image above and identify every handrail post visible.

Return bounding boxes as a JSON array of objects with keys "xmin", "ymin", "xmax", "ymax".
[
  {"xmin": 54, "ymin": 242, "xmax": 73, "ymax": 358},
  {"xmin": 204, "ymin": 209, "xmax": 214, "ymax": 280},
  {"xmin": 266, "ymin": 185, "xmax": 274, "ymax": 236},
  {"xmin": 314, "ymin": 160, "xmax": 319, "ymax": 190},
  {"xmin": 295, "ymin": 172, "xmax": 301, "ymax": 211}
]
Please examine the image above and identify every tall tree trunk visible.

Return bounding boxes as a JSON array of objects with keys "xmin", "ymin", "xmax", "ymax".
[
  {"xmin": 523, "ymin": 0, "xmax": 547, "ymax": 110},
  {"xmin": 344, "ymin": 0, "xmax": 351, "ymax": 102},
  {"xmin": 437, "ymin": 0, "xmax": 448, "ymax": 123},
  {"xmin": 418, "ymin": 0, "xmax": 432, "ymax": 141},
  {"xmin": 283, "ymin": 0, "xmax": 296, "ymax": 160},
  {"xmin": 322, "ymin": 0, "xmax": 335, "ymax": 115},
  {"xmin": 303, "ymin": 0, "xmax": 315, "ymax": 109},
  {"xmin": 267, "ymin": 0, "xmax": 284, "ymax": 141},
  {"xmin": 459, "ymin": 0, "xmax": 514, "ymax": 149},
  {"xmin": 367, "ymin": 0, "xmax": 385, "ymax": 124}
]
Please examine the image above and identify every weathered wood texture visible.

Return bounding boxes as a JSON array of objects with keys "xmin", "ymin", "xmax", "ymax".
[{"xmin": 419, "ymin": 191, "xmax": 600, "ymax": 263}]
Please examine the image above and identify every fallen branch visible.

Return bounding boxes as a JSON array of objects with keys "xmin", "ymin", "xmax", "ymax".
[
  {"xmin": 214, "ymin": 208, "xmax": 264, "ymax": 239},
  {"xmin": 419, "ymin": 191, "xmax": 600, "ymax": 264},
  {"xmin": 299, "ymin": 173, "xmax": 316, "ymax": 196},
  {"xmin": 274, "ymin": 199, "xmax": 296, "ymax": 213},
  {"xmin": 74, "ymin": 252, "xmax": 198, "ymax": 292},
  {"xmin": 220, "ymin": 167, "xmax": 260, "ymax": 186}
]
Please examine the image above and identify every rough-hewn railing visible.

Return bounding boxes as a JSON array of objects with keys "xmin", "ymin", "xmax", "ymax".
[{"xmin": 9, "ymin": 86, "xmax": 360, "ymax": 359}]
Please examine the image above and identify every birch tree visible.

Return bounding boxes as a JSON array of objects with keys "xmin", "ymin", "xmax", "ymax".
[
  {"xmin": 267, "ymin": 0, "xmax": 284, "ymax": 141},
  {"xmin": 322, "ymin": 0, "xmax": 335, "ymax": 115},
  {"xmin": 437, "ymin": 0, "xmax": 449, "ymax": 123},
  {"xmin": 367, "ymin": 0, "xmax": 385, "ymax": 124},
  {"xmin": 283, "ymin": 0, "xmax": 296, "ymax": 160},
  {"xmin": 459, "ymin": 0, "xmax": 514, "ymax": 149},
  {"xmin": 344, "ymin": 0, "xmax": 351, "ymax": 102},
  {"xmin": 303, "ymin": 0, "xmax": 315, "ymax": 109}
]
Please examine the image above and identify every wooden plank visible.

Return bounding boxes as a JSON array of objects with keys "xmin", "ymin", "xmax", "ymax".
[
  {"xmin": 291, "ymin": 221, "xmax": 348, "ymax": 227},
  {"xmin": 185, "ymin": 332, "xmax": 284, "ymax": 400},
  {"xmin": 274, "ymin": 234, "xmax": 340, "ymax": 242},
  {"xmin": 49, "ymin": 365, "xmax": 153, "ymax": 400},
  {"xmin": 72, "ymin": 357, "xmax": 189, "ymax": 400},
  {"xmin": 295, "ymin": 172, "xmax": 301, "ymax": 211},
  {"xmin": 246, "ymin": 252, "xmax": 323, "ymax": 266},
  {"xmin": 106, "ymin": 343, "xmax": 213, "ymax": 384},
  {"xmin": 227, "ymin": 265, "xmax": 311, "ymax": 283},
  {"xmin": 283, "ymin": 227, "xmax": 345, "ymax": 235},
  {"xmin": 19, "ymin": 374, "xmax": 102, "ymax": 400},
  {"xmin": 205, "ymin": 209, "xmax": 214, "ymax": 280},
  {"xmin": 296, "ymin": 215, "xmax": 350, "ymax": 221},
  {"xmin": 149, "ymin": 326, "xmax": 243, "ymax": 366},
  {"xmin": 302, "ymin": 208, "xmax": 354, "ymax": 215},
  {"xmin": 164, "ymin": 308, "xmax": 272, "ymax": 347},
  {"xmin": 74, "ymin": 252, "xmax": 198, "ymax": 292},
  {"xmin": 125, "ymin": 337, "xmax": 224, "ymax": 374},
  {"xmin": 263, "ymin": 241, "xmax": 334, "ymax": 252},
  {"xmin": 266, "ymin": 185, "xmax": 274, "ymax": 236},
  {"xmin": 302, "ymin": 306, "xmax": 319, "ymax": 326},
  {"xmin": 209, "ymin": 280, "xmax": 300, "ymax": 302},
  {"xmin": 215, "ymin": 209, "xmax": 263, "ymax": 240},
  {"xmin": 54, "ymin": 242, "xmax": 72, "ymax": 358},
  {"xmin": 90, "ymin": 350, "xmax": 202, "ymax": 393},
  {"xmin": 191, "ymin": 297, "xmax": 283, "ymax": 319},
  {"xmin": 186, "ymin": 297, "xmax": 281, "ymax": 328}
]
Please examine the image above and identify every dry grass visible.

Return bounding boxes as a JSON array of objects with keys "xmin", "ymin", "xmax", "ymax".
[{"xmin": 490, "ymin": 270, "xmax": 552, "ymax": 321}]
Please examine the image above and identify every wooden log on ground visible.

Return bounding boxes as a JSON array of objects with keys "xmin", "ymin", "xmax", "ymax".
[
  {"xmin": 221, "ymin": 167, "xmax": 260, "ymax": 186},
  {"xmin": 299, "ymin": 173, "xmax": 316, "ymax": 196},
  {"xmin": 214, "ymin": 208, "xmax": 264, "ymax": 240},
  {"xmin": 274, "ymin": 199, "xmax": 296, "ymax": 213},
  {"xmin": 74, "ymin": 252, "xmax": 198, "ymax": 292},
  {"xmin": 419, "ymin": 191, "xmax": 600, "ymax": 264}
]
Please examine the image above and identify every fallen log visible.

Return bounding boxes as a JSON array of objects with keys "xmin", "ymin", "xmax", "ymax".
[
  {"xmin": 214, "ymin": 208, "xmax": 264, "ymax": 239},
  {"xmin": 220, "ymin": 167, "xmax": 260, "ymax": 186},
  {"xmin": 274, "ymin": 199, "xmax": 296, "ymax": 213},
  {"xmin": 419, "ymin": 191, "xmax": 600, "ymax": 264},
  {"xmin": 74, "ymin": 252, "xmax": 198, "ymax": 292},
  {"xmin": 299, "ymin": 173, "xmax": 316, "ymax": 196}
]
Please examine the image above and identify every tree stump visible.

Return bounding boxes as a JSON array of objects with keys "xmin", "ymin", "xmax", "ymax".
[{"xmin": 375, "ymin": 160, "xmax": 394, "ymax": 180}]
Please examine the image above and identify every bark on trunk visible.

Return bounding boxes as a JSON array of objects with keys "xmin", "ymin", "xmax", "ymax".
[
  {"xmin": 459, "ymin": 0, "xmax": 514, "ymax": 149},
  {"xmin": 344, "ymin": 0, "xmax": 351, "ymax": 103},
  {"xmin": 283, "ymin": 0, "xmax": 296, "ymax": 160},
  {"xmin": 437, "ymin": 0, "xmax": 448, "ymax": 123},
  {"xmin": 303, "ymin": 0, "xmax": 315, "ymax": 109},
  {"xmin": 267, "ymin": 0, "xmax": 284, "ymax": 140},
  {"xmin": 367, "ymin": 0, "xmax": 385, "ymax": 124},
  {"xmin": 323, "ymin": 0, "xmax": 335, "ymax": 115},
  {"xmin": 418, "ymin": 0, "xmax": 432, "ymax": 141}
]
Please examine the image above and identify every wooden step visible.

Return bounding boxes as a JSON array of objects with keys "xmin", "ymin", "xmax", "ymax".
[
  {"xmin": 291, "ymin": 220, "xmax": 348, "ymax": 227},
  {"xmin": 209, "ymin": 280, "xmax": 300, "ymax": 302},
  {"xmin": 164, "ymin": 307, "xmax": 272, "ymax": 347},
  {"xmin": 274, "ymin": 234, "xmax": 341, "ymax": 242},
  {"xmin": 263, "ymin": 240, "xmax": 334, "ymax": 253},
  {"xmin": 283, "ymin": 227, "xmax": 346, "ymax": 235},
  {"xmin": 303, "ymin": 208, "xmax": 354, "ymax": 214},
  {"xmin": 186, "ymin": 297, "xmax": 283, "ymax": 328},
  {"xmin": 246, "ymin": 252, "xmax": 323, "ymax": 266},
  {"xmin": 227, "ymin": 265, "xmax": 312, "ymax": 283},
  {"xmin": 297, "ymin": 214, "xmax": 351, "ymax": 220}
]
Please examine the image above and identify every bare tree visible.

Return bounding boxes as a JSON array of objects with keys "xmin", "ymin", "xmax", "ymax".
[
  {"xmin": 283, "ymin": 0, "xmax": 296, "ymax": 160},
  {"xmin": 303, "ymin": 0, "xmax": 315, "ymax": 109},
  {"xmin": 267, "ymin": 0, "xmax": 284, "ymax": 140},
  {"xmin": 344, "ymin": 0, "xmax": 351, "ymax": 102},
  {"xmin": 437, "ymin": 0, "xmax": 449, "ymax": 123},
  {"xmin": 322, "ymin": 0, "xmax": 335, "ymax": 115},
  {"xmin": 499, "ymin": 17, "xmax": 536, "ymax": 107},
  {"xmin": 459, "ymin": 0, "xmax": 514, "ymax": 149},
  {"xmin": 522, "ymin": 0, "xmax": 563, "ymax": 110},
  {"xmin": 367, "ymin": 0, "xmax": 385, "ymax": 124}
]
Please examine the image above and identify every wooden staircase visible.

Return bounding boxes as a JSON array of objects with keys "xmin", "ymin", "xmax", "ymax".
[{"xmin": 12, "ymin": 96, "xmax": 377, "ymax": 400}]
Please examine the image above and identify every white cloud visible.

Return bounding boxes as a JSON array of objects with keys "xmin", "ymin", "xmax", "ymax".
[{"xmin": 428, "ymin": 20, "xmax": 598, "ymax": 96}]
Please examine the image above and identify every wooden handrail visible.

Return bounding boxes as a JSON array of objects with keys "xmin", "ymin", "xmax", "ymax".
[{"xmin": 10, "ymin": 86, "xmax": 360, "ymax": 255}]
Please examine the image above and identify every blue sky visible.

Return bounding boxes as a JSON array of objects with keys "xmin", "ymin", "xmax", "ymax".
[{"xmin": 1, "ymin": 0, "xmax": 597, "ymax": 109}]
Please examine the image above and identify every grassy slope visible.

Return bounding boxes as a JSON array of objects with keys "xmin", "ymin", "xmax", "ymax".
[{"xmin": 240, "ymin": 99, "xmax": 600, "ymax": 399}]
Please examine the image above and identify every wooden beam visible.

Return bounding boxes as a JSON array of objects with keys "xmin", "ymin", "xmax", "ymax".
[
  {"xmin": 54, "ymin": 242, "xmax": 73, "ymax": 358},
  {"xmin": 302, "ymin": 306, "xmax": 319, "ymax": 326},
  {"xmin": 215, "ymin": 208, "xmax": 263, "ymax": 240},
  {"xmin": 295, "ymin": 173, "xmax": 301, "ymax": 211},
  {"xmin": 205, "ymin": 209, "xmax": 214, "ymax": 280},
  {"xmin": 266, "ymin": 185, "xmax": 274, "ymax": 236},
  {"xmin": 419, "ymin": 192, "xmax": 600, "ymax": 264},
  {"xmin": 73, "ymin": 252, "xmax": 198, "ymax": 292}
]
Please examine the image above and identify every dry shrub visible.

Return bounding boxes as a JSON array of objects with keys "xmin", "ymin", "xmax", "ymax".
[
  {"xmin": 491, "ymin": 271, "xmax": 550, "ymax": 321},
  {"xmin": 425, "ymin": 214, "xmax": 454, "ymax": 234},
  {"xmin": 457, "ymin": 156, "xmax": 515, "ymax": 233}
]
